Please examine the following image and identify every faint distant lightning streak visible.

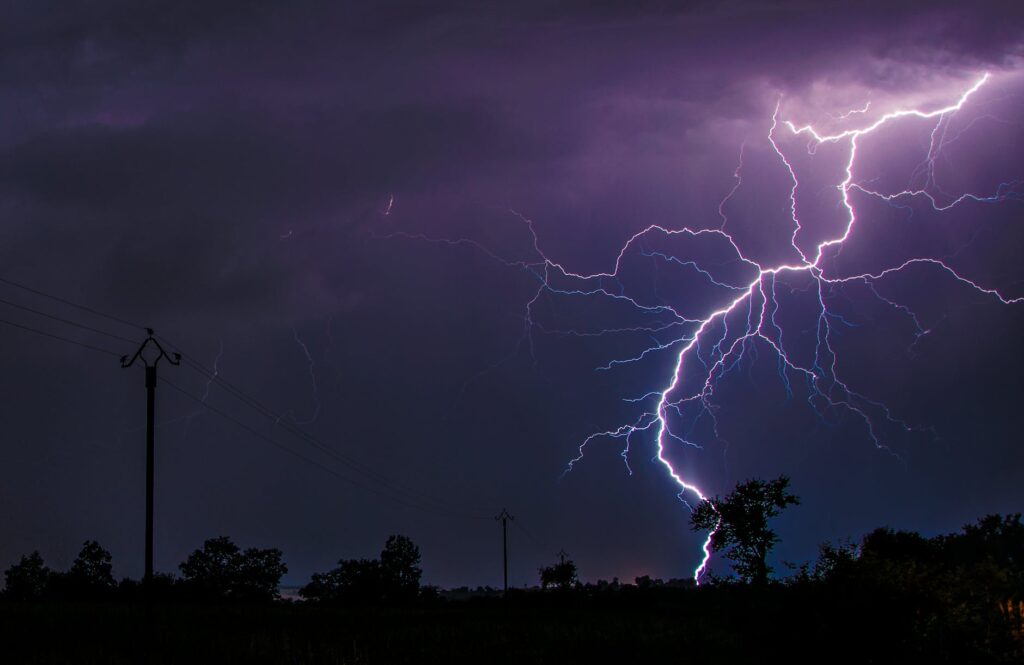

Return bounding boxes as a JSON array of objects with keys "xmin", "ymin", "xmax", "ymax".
[
  {"xmin": 290, "ymin": 329, "xmax": 322, "ymax": 425},
  {"xmin": 861, "ymin": 279, "xmax": 930, "ymax": 355},
  {"xmin": 182, "ymin": 340, "xmax": 224, "ymax": 434},
  {"xmin": 391, "ymin": 72, "xmax": 1018, "ymax": 583},
  {"xmin": 138, "ymin": 341, "xmax": 223, "ymax": 436},
  {"xmin": 718, "ymin": 144, "xmax": 745, "ymax": 229}
]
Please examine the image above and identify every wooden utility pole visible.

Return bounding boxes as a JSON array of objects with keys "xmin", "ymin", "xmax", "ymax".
[
  {"xmin": 495, "ymin": 508, "xmax": 514, "ymax": 595},
  {"xmin": 121, "ymin": 329, "xmax": 179, "ymax": 588}
]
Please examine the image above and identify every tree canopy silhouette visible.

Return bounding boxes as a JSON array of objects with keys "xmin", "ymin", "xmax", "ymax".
[
  {"xmin": 179, "ymin": 536, "xmax": 287, "ymax": 602},
  {"xmin": 46, "ymin": 540, "xmax": 116, "ymax": 600},
  {"xmin": 380, "ymin": 534, "xmax": 422, "ymax": 601},
  {"xmin": 300, "ymin": 534, "xmax": 422, "ymax": 604},
  {"xmin": 690, "ymin": 475, "xmax": 799, "ymax": 584},
  {"xmin": 2, "ymin": 551, "xmax": 50, "ymax": 601},
  {"xmin": 69, "ymin": 541, "xmax": 115, "ymax": 590},
  {"xmin": 539, "ymin": 559, "xmax": 578, "ymax": 590}
]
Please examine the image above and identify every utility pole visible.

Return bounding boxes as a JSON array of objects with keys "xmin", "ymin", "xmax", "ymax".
[
  {"xmin": 495, "ymin": 508, "xmax": 514, "ymax": 595},
  {"xmin": 121, "ymin": 329, "xmax": 180, "ymax": 587},
  {"xmin": 557, "ymin": 549, "xmax": 568, "ymax": 565}
]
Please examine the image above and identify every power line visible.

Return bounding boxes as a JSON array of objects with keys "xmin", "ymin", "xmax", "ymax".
[
  {"xmin": 0, "ymin": 275, "xmax": 145, "ymax": 332},
  {"xmin": 0, "ymin": 295, "xmax": 137, "ymax": 344},
  {"xmin": 0, "ymin": 316, "xmax": 124, "ymax": 358},
  {"xmin": 0, "ymin": 307, "xmax": 490, "ymax": 520},
  {"xmin": 0, "ymin": 274, "xmax": 496, "ymax": 520}
]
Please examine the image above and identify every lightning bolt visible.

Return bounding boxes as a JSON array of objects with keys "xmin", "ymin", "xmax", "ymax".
[
  {"xmin": 288, "ymin": 328, "xmax": 322, "ymax": 426},
  {"xmin": 389, "ymin": 71, "xmax": 1022, "ymax": 583},
  {"xmin": 828, "ymin": 100, "xmax": 872, "ymax": 121},
  {"xmin": 180, "ymin": 339, "xmax": 224, "ymax": 436}
]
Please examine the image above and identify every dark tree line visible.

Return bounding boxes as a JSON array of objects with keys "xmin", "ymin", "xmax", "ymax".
[
  {"xmin": 2, "ymin": 533, "xmax": 428, "ymax": 606},
  {"xmin": 3, "ymin": 479, "xmax": 1023, "ymax": 658},
  {"xmin": 794, "ymin": 514, "xmax": 1024, "ymax": 657},
  {"xmin": 526, "ymin": 476, "xmax": 1022, "ymax": 659},
  {"xmin": 4, "ymin": 540, "xmax": 116, "ymax": 601},
  {"xmin": 2, "ymin": 536, "xmax": 286, "ymax": 603}
]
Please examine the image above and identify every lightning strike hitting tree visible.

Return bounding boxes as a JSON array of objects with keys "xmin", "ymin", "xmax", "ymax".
[{"xmin": 392, "ymin": 72, "xmax": 1022, "ymax": 583}]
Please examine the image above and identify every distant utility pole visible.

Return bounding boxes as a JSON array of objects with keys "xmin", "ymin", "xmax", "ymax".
[
  {"xmin": 557, "ymin": 549, "xmax": 568, "ymax": 565},
  {"xmin": 495, "ymin": 508, "xmax": 514, "ymax": 595},
  {"xmin": 121, "ymin": 329, "xmax": 180, "ymax": 587}
]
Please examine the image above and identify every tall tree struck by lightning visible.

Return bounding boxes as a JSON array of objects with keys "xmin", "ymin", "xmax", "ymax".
[{"xmin": 390, "ymin": 71, "xmax": 1022, "ymax": 582}]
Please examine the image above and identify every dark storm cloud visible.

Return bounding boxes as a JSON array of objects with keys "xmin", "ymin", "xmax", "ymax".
[
  {"xmin": 0, "ymin": 92, "xmax": 582, "ymax": 322},
  {"xmin": 6, "ymin": 2, "xmax": 1021, "ymax": 92},
  {"xmin": 0, "ymin": 1, "xmax": 1022, "ymax": 587},
  {"xmin": 0, "ymin": 103, "xmax": 556, "ymax": 209}
]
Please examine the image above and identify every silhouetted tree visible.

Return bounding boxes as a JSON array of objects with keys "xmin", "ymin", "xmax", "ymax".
[
  {"xmin": 861, "ymin": 527, "xmax": 935, "ymax": 564},
  {"xmin": 335, "ymin": 558, "xmax": 384, "ymax": 601},
  {"xmin": 539, "ymin": 560, "xmax": 578, "ymax": 590},
  {"xmin": 300, "ymin": 534, "xmax": 422, "ymax": 604},
  {"xmin": 690, "ymin": 475, "xmax": 800, "ymax": 585},
  {"xmin": 179, "ymin": 536, "xmax": 286, "ymax": 601},
  {"xmin": 116, "ymin": 572, "xmax": 179, "ymax": 602},
  {"xmin": 380, "ymin": 534, "xmax": 422, "ymax": 601},
  {"xmin": 48, "ymin": 540, "xmax": 116, "ymax": 599},
  {"xmin": 3, "ymin": 551, "xmax": 51, "ymax": 601},
  {"xmin": 298, "ymin": 569, "xmax": 340, "ymax": 603},
  {"xmin": 811, "ymin": 539, "xmax": 859, "ymax": 581},
  {"xmin": 180, "ymin": 536, "xmax": 240, "ymax": 598},
  {"xmin": 69, "ymin": 541, "xmax": 115, "ymax": 589},
  {"xmin": 634, "ymin": 574, "xmax": 657, "ymax": 590},
  {"xmin": 300, "ymin": 558, "xmax": 382, "ymax": 604},
  {"xmin": 952, "ymin": 514, "xmax": 1024, "ymax": 652},
  {"xmin": 952, "ymin": 512, "xmax": 1024, "ymax": 586},
  {"xmin": 235, "ymin": 546, "xmax": 288, "ymax": 602},
  {"xmin": 798, "ymin": 516, "xmax": 1024, "ymax": 660}
]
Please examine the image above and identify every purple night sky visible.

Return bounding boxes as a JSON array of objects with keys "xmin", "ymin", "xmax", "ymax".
[{"xmin": 1, "ymin": 1, "xmax": 1023, "ymax": 588}]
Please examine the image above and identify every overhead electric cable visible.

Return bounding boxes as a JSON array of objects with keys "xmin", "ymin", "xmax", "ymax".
[
  {"xmin": 0, "ymin": 273, "xmax": 495, "ymax": 519},
  {"xmin": 0, "ymin": 275, "xmax": 146, "ymax": 331},
  {"xmin": 0, "ymin": 316, "xmax": 124, "ymax": 357}
]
